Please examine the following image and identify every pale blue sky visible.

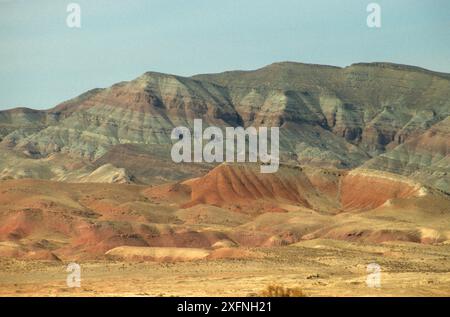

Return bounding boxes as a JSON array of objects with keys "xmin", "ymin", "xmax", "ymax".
[{"xmin": 1, "ymin": 0, "xmax": 449, "ymax": 109}]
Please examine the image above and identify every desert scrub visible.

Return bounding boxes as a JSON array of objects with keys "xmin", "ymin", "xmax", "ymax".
[{"xmin": 260, "ymin": 284, "xmax": 306, "ymax": 297}]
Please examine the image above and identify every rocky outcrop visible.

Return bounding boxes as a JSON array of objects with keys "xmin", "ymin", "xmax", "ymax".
[
  {"xmin": 195, "ymin": 62, "xmax": 450, "ymax": 155},
  {"xmin": 179, "ymin": 163, "xmax": 435, "ymax": 213},
  {"xmin": 363, "ymin": 117, "xmax": 450, "ymax": 192},
  {"xmin": 340, "ymin": 169, "xmax": 427, "ymax": 210},
  {"xmin": 76, "ymin": 164, "xmax": 133, "ymax": 184}
]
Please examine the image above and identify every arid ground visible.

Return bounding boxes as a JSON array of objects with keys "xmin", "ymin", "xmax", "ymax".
[
  {"xmin": 0, "ymin": 164, "xmax": 449, "ymax": 296},
  {"xmin": 1, "ymin": 240, "xmax": 449, "ymax": 297}
]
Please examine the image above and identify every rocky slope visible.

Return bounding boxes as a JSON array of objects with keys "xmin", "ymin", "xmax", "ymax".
[
  {"xmin": 0, "ymin": 164, "xmax": 448, "ymax": 260},
  {"xmin": 0, "ymin": 62, "xmax": 449, "ymax": 192},
  {"xmin": 363, "ymin": 116, "xmax": 450, "ymax": 191},
  {"xmin": 195, "ymin": 62, "xmax": 450, "ymax": 154}
]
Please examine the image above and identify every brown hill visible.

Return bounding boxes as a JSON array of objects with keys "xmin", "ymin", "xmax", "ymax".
[
  {"xmin": 179, "ymin": 163, "xmax": 341, "ymax": 214},
  {"xmin": 171, "ymin": 164, "xmax": 434, "ymax": 214},
  {"xmin": 0, "ymin": 163, "xmax": 449, "ymax": 261}
]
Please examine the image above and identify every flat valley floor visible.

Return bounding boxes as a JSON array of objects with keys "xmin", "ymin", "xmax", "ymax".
[{"xmin": 1, "ymin": 240, "xmax": 449, "ymax": 297}]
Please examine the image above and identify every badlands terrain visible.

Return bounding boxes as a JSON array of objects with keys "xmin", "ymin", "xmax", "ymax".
[{"xmin": 0, "ymin": 62, "xmax": 449, "ymax": 296}]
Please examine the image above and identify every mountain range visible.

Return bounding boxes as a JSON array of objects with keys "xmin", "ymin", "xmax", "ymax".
[{"xmin": 0, "ymin": 61, "xmax": 449, "ymax": 191}]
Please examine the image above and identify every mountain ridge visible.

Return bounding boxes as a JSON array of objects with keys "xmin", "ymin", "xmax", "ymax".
[{"xmin": 0, "ymin": 61, "xmax": 448, "ymax": 192}]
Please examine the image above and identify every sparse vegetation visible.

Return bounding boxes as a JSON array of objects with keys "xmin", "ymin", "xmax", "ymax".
[{"xmin": 260, "ymin": 284, "xmax": 306, "ymax": 297}]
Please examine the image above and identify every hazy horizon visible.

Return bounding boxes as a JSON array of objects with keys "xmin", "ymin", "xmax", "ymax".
[{"xmin": 1, "ymin": 0, "xmax": 449, "ymax": 109}]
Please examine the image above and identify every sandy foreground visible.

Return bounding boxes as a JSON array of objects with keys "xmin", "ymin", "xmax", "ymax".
[{"xmin": 1, "ymin": 240, "xmax": 449, "ymax": 297}]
